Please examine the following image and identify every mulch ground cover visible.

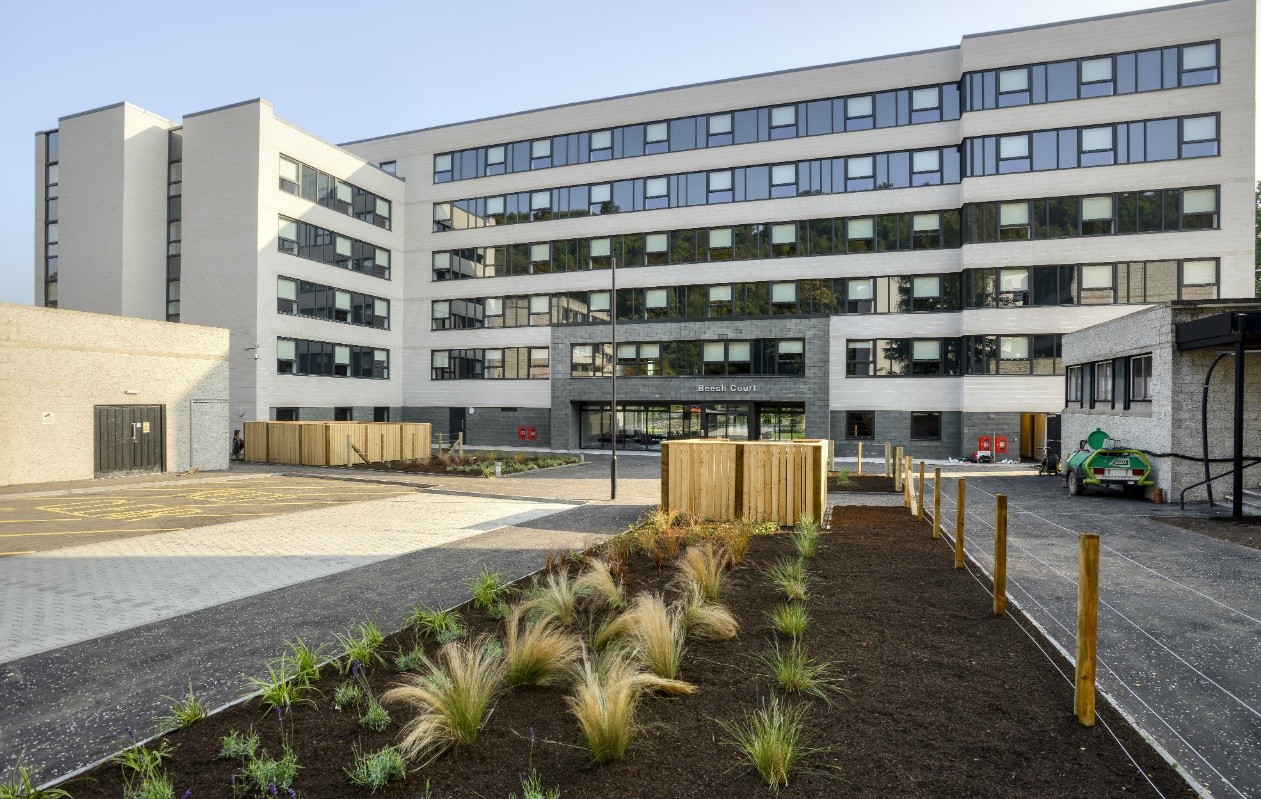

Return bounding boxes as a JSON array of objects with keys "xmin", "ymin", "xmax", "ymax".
[
  {"xmin": 66, "ymin": 506, "xmax": 1191, "ymax": 798},
  {"xmin": 829, "ymin": 473, "xmax": 896, "ymax": 493},
  {"xmin": 1152, "ymin": 513, "xmax": 1261, "ymax": 552}
]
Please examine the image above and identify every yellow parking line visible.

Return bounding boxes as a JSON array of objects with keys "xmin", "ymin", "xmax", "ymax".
[
  {"xmin": 0, "ymin": 528, "xmax": 180, "ymax": 538},
  {"xmin": 0, "ymin": 550, "xmax": 36, "ymax": 556},
  {"xmin": 0, "ymin": 519, "xmax": 86, "ymax": 524}
]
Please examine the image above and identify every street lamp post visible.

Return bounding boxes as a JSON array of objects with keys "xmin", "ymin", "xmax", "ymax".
[{"xmin": 610, "ymin": 257, "xmax": 617, "ymax": 500}]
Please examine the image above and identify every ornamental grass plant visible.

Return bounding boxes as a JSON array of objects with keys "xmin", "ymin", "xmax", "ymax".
[
  {"xmin": 382, "ymin": 634, "xmax": 506, "ymax": 764},
  {"xmin": 504, "ymin": 605, "xmax": 582, "ymax": 687}
]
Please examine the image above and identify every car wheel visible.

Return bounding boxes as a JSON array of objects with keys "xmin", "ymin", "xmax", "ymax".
[{"xmin": 1068, "ymin": 469, "xmax": 1084, "ymax": 496}]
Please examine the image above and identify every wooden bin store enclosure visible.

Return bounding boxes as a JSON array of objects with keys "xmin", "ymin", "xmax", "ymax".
[
  {"xmin": 660, "ymin": 439, "xmax": 829, "ymax": 525},
  {"xmin": 242, "ymin": 422, "xmax": 431, "ymax": 466}
]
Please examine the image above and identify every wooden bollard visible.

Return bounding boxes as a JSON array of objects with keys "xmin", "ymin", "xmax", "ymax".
[
  {"xmin": 932, "ymin": 467, "xmax": 941, "ymax": 539},
  {"xmin": 894, "ymin": 447, "xmax": 903, "ymax": 492},
  {"xmin": 954, "ymin": 478, "xmax": 966, "ymax": 569},
  {"xmin": 1075, "ymin": 533, "xmax": 1100, "ymax": 726},
  {"xmin": 903, "ymin": 455, "xmax": 913, "ymax": 509},
  {"xmin": 885, "ymin": 443, "xmax": 892, "ymax": 478},
  {"xmin": 994, "ymin": 494, "xmax": 1008, "ymax": 616},
  {"xmin": 916, "ymin": 461, "xmax": 926, "ymax": 521},
  {"xmin": 857, "ymin": 442, "xmax": 863, "ymax": 475}
]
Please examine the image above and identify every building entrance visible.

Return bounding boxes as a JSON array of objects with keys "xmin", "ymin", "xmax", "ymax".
[{"xmin": 577, "ymin": 402, "xmax": 804, "ymax": 450}]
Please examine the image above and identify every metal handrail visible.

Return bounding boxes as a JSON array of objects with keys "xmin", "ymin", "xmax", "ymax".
[{"xmin": 1179, "ymin": 459, "xmax": 1261, "ymax": 510}]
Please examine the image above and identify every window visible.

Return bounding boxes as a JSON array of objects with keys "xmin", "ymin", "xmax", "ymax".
[
  {"xmin": 777, "ymin": 340, "xmax": 804, "ymax": 375},
  {"xmin": 911, "ymin": 86, "xmax": 941, "ymax": 118},
  {"xmin": 998, "ymin": 336, "xmax": 1029, "ymax": 374},
  {"xmin": 279, "ymin": 156, "xmax": 299, "ymax": 192},
  {"xmin": 531, "ymin": 138, "xmax": 551, "ymax": 163},
  {"xmin": 645, "ymin": 122, "xmax": 668, "ymax": 143},
  {"xmin": 530, "ymin": 243, "xmax": 551, "ymax": 271},
  {"xmin": 1080, "ymin": 127, "xmax": 1114, "ymax": 166},
  {"xmin": 278, "ymin": 218, "xmax": 298, "ymax": 254},
  {"xmin": 709, "ymin": 228, "xmax": 733, "ymax": 261},
  {"xmin": 704, "ymin": 341, "xmax": 727, "ymax": 376},
  {"xmin": 1080, "ymin": 57, "xmax": 1114, "ymax": 97},
  {"xmin": 999, "ymin": 135, "xmax": 1029, "ymax": 160},
  {"xmin": 770, "ymin": 282, "xmax": 797, "ymax": 313},
  {"xmin": 1080, "ymin": 264, "xmax": 1114, "ymax": 304},
  {"xmin": 530, "ymin": 348, "xmax": 549, "ymax": 379},
  {"xmin": 998, "ymin": 67, "xmax": 1029, "ymax": 102},
  {"xmin": 846, "ymin": 156, "xmax": 874, "ymax": 191},
  {"xmin": 590, "ymin": 237, "xmax": 612, "ymax": 268},
  {"xmin": 998, "ymin": 202, "xmax": 1030, "ymax": 240},
  {"xmin": 911, "ymin": 150, "xmax": 941, "ymax": 184},
  {"xmin": 1093, "ymin": 360, "xmax": 1114, "ymax": 405},
  {"xmin": 708, "ymin": 170, "xmax": 733, "ymax": 202},
  {"xmin": 770, "ymin": 105, "xmax": 796, "ymax": 129},
  {"xmin": 846, "ymin": 277, "xmax": 874, "ymax": 313},
  {"xmin": 911, "ymin": 275, "xmax": 941, "ymax": 312},
  {"xmin": 1181, "ymin": 260, "xmax": 1217, "ymax": 299},
  {"xmin": 434, "ymin": 153, "xmax": 453, "ymax": 177},
  {"xmin": 910, "ymin": 412, "xmax": 941, "ymax": 440},
  {"xmin": 280, "ymin": 155, "xmax": 392, "ymax": 229},
  {"xmin": 1181, "ymin": 188, "xmax": 1217, "ymax": 229},
  {"xmin": 1067, "ymin": 365, "xmax": 1084, "ymax": 405},
  {"xmin": 846, "ymin": 96, "xmax": 873, "ymax": 126},
  {"xmin": 847, "ymin": 218, "xmax": 874, "ymax": 252},
  {"xmin": 912, "ymin": 213, "xmax": 941, "ymax": 248},
  {"xmin": 645, "ymin": 233, "xmax": 669, "ymax": 265},
  {"xmin": 277, "ymin": 339, "xmax": 296, "ymax": 374},
  {"xmin": 645, "ymin": 177, "xmax": 668, "ymax": 198},
  {"xmin": 1181, "ymin": 116, "xmax": 1218, "ymax": 157},
  {"xmin": 1129, "ymin": 354, "xmax": 1152, "ymax": 404},
  {"xmin": 846, "ymin": 340, "xmax": 874, "ymax": 376},
  {"xmin": 770, "ymin": 164, "xmax": 797, "ymax": 197},
  {"xmin": 999, "ymin": 268, "xmax": 1030, "ymax": 305},
  {"xmin": 1181, "ymin": 42, "xmax": 1218, "ymax": 86},
  {"xmin": 845, "ymin": 411, "xmax": 874, "ymax": 439},
  {"xmin": 708, "ymin": 285, "xmax": 733, "ymax": 316},
  {"xmin": 770, "ymin": 223, "xmax": 796, "ymax": 256},
  {"xmin": 708, "ymin": 113, "xmax": 733, "ymax": 135},
  {"xmin": 911, "ymin": 340, "xmax": 942, "ymax": 375},
  {"xmin": 1081, "ymin": 195, "xmax": 1114, "ymax": 235}
]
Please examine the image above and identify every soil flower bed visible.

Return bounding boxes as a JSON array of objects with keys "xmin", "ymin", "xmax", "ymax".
[
  {"xmin": 828, "ymin": 472, "xmax": 896, "ymax": 493},
  {"xmin": 49, "ymin": 507, "xmax": 1192, "ymax": 798},
  {"xmin": 351, "ymin": 451, "xmax": 580, "ymax": 478}
]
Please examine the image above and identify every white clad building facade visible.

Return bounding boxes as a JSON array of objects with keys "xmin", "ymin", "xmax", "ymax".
[{"xmin": 35, "ymin": 0, "xmax": 1256, "ymax": 458}]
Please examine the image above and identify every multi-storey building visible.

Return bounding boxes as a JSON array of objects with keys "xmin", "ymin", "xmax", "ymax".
[{"xmin": 34, "ymin": 0, "xmax": 1255, "ymax": 457}]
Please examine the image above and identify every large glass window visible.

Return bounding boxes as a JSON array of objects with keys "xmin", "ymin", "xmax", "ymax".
[
  {"xmin": 279, "ymin": 155, "xmax": 392, "ymax": 229},
  {"xmin": 278, "ymin": 216, "xmax": 390, "ymax": 279},
  {"xmin": 910, "ymin": 412, "xmax": 941, "ymax": 440}
]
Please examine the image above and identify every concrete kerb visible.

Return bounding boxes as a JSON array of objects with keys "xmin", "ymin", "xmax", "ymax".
[
  {"xmin": 920, "ymin": 486, "xmax": 1214, "ymax": 799},
  {"xmin": 40, "ymin": 520, "xmax": 618, "ymax": 791}
]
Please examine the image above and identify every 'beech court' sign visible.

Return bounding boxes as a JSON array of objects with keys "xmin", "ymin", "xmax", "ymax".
[{"xmin": 697, "ymin": 384, "xmax": 759, "ymax": 393}]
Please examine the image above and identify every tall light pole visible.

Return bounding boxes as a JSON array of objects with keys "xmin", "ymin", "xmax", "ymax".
[{"xmin": 610, "ymin": 257, "xmax": 618, "ymax": 500}]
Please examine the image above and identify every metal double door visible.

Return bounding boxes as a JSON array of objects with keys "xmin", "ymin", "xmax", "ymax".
[{"xmin": 94, "ymin": 405, "xmax": 165, "ymax": 476}]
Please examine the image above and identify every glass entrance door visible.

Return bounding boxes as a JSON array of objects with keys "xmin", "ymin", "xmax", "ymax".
[{"xmin": 703, "ymin": 403, "xmax": 751, "ymax": 440}]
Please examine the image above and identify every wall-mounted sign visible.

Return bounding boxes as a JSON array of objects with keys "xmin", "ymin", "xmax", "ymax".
[
  {"xmin": 142, "ymin": 421, "xmax": 151, "ymax": 434},
  {"xmin": 41, "ymin": 412, "xmax": 55, "ymax": 425},
  {"xmin": 697, "ymin": 384, "xmax": 759, "ymax": 393}
]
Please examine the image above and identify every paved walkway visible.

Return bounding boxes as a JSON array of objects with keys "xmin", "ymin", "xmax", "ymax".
[{"xmin": 926, "ymin": 472, "xmax": 1261, "ymax": 799}]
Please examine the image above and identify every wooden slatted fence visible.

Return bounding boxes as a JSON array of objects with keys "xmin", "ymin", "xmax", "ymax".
[
  {"xmin": 241, "ymin": 422, "xmax": 431, "ymax": 467},
  {"xmin": 660, "ymin": 439, "xmax": 828, "ymax": 525}
]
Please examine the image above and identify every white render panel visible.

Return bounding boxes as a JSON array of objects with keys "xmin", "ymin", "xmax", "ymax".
[{"xmin": 119, "ymin": 105, "xmax": 172, "ymax": 321}]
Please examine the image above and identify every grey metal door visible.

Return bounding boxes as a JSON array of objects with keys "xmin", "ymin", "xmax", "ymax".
[
  {"xmin": 95, "ymin": 405, "xmax": 165, "ymax": 476},
  {"xmin": 449, "ymin": 407, "xmax": 467, "ymax": 443}
]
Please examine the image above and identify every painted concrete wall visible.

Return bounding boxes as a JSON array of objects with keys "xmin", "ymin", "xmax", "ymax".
[{"xmin": 0, "ymin": 303, "xmax": 230, "ymax": 485}]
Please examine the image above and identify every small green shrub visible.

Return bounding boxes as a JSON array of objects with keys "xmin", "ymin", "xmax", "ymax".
[
  {"xmin": 156, "ymin": 683, "xmax": 208, "ymax": 731},
  {"xmin": 123, "ymin": 770, "xmax": 174, "ymax": 799},
  {"xmin": 110, "ymin": 741, "xmax": 173, "ymax": 777},
  {"xmin": 766, "ymin": 557, "xmax": 809, "ymax": 602},
  {"xmin": 436, "ymin": 624, "xmax": 469, "ymax": 644},
  {"xmin": 359, "ymin": 697, "xmax": 391, "ymax": 732},
  {"xmin": 345, "ymin": 744, "xmax": 407, "ymax": 792},
  {"xmin": 0, "ymin": 754, "xmax": 72, "ymax": 799},
  {"xmin": 510, "ymin": 772, "xmax": 560, "ymax": 799},
  {"xmin": 245, "ymin": 656, "xmax": 316, "ymax": 714},
  {"xmin": 218, "ymin": 729, "xmax": 259, "ymax": 760},
  {"xmin": 333, "ymin": 681, "xmax": 364, "ymax": 710},
  {"xmin": 336, "ymin": 621, "xmax": 387, "ymax": 672},
  {"xmin": 769, "ymin": 603, "xmax": 809, "ymax": 639},
  {"xmin": 468, "ymin": 571, "xmax": 512, "ymax": 612},
  {"xmin": 719, "ymin": 697, "xmax": 813, "ymax": 790},
  {"xmin": 762, "ymin": 640, "xmax": 839, "ymax": 704},
  {"xmin": 406, "ymin": 606, "xmax": 465, "ymax": 640},
  {"xmin": 240, "ymin": 747, "xmax": 299, "ymax": 795},
  {"xmin": 394, "ymin": 646, "xmax": 426, "ymax": 673},
  {"xmin": 792, "ymin": 515, "xmax": 822, "ymax": 559},
  {"xmin": 283, "ymin": 636, "xmax": 328, "ymax": 685}
]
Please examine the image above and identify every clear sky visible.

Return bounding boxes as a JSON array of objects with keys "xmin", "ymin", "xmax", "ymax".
[{"xmin": 0, "ymin": 0, "xmax": 1249, "ymax": 306}]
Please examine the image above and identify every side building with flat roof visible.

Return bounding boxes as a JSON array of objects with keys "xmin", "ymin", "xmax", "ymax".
[{"xmin": 35, "ymin": 0, "xmax": 1256, "ymax": 458}]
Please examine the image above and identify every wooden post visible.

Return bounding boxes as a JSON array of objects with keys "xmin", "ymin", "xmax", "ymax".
[
  {"xmin": 954, "ymin": 478, "xmax": 966, "ymax": 569},
  {"xmin": 916, "ymin": 461, "xmax": 926, "ymax": 521},
  {"xmin": 1075, "ymin": 533, "xmax": 1100, "ymax": 726},
  {"xmin": 994, "ymin": 494, "xmax": 1008, "ymax": 616},
  {"xmin": 457, "ymin": 431, "xmax": 464, "ymax": 457},
  {"xmin": 894, "ymin": 446, "xmax": 903, "ymax": 492},
  {"xmin": 660, "ymin": 442, "xmax": 670, "ymax": 511},
  {"xmin": 346, "ymin": 435, "xmax": 352, "ymax": 469},
  {"xmin": 901, "ymin": 453, "xmax": 910, "ymax": 508},
  {"xmin": 932, "ymin": 467, "xmax": 941, "ymax": 539},
  {"xmin": 857, "ymin": 441, "xmax": 863, "ymax": 475},
  {"xmin": 884, "ymin": 443, "xmax": 892, "ymax": 477}
]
